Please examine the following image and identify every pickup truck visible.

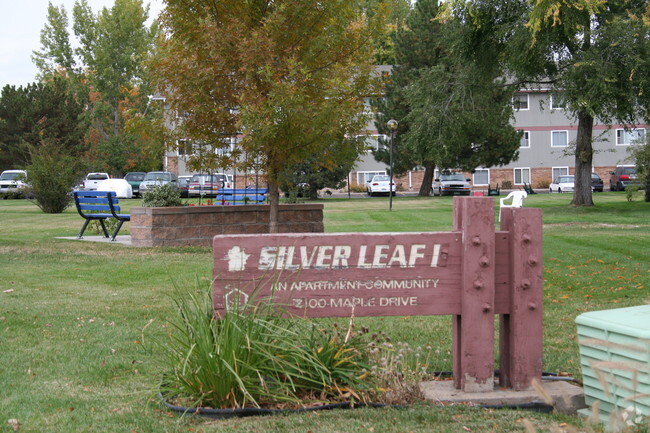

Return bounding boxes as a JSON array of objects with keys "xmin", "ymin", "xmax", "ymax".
[
  {"xmin": 83, "ymin": 173, "xmax": 110, "ymax": 190},
  {"xmin": 0, "ymin": 169, "xmax": 28, "ymax": 194}
]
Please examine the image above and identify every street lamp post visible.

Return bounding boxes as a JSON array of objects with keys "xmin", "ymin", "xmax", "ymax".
[{"xmin": 387, "ymin": 119, "xmax": 398, "ymax": 211}]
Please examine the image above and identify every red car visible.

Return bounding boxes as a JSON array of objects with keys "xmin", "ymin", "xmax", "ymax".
[{"xmin": 609, "ymin": 166, "xmax": 637, "ymax": 191}]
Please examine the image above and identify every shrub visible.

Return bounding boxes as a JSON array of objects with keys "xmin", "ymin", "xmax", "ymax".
[
  {"xmin": 156, "ymin": 287, "xmax": 438, "ymax": 410},
  {"xmin": 285, "ymin": 188, "xmax": 306, "ymax": 203},
  {"xmin": 1, "ymin": 190, "xmax": 27, "ymax": 200},
  {"xmin": 158, "ymin": 288, "xmax": 373, "ymax": 409},
  {"xmin": 350, "ymin": 184, "xmax": 367, "ymax": 193},
  {"xmin": 629, "ymin": 135, "xmax": 650, "ymax": 202},
  {"xmin": 26, "ymin": 144, "xmax": 84, "ymax": 213},
  {"xmin": 625, "ymin": 185, "xmax": 640, "ymax": 202},
  {"xmin": 142, "ymin": 183, "xmax": 182, "ymax": 207},
  {"xmin": 501, "ymin": 180, "xmax": 513, "ymax": 189},
  {"xmin": 535, "ymin": 179, "xmax": 551, "ymax": 189},
  {"xmin": 159, "ymin": 289, "xmax": 296, "ymax": 409}
]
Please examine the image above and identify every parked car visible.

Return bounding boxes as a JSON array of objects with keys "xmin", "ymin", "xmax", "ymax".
[
  {"xmin": 83, "ymin": 172, "xmax": 110, "ymax": 190},
  {"xmin": 188, "ymin": 173, "xmax": 233, "ymax": 197},
  {"xmin": 139, "ymin": 171, "xmax": 178, "ymax": 194},
  {"xmin": 124, "ymin": 172, "xmax": 146, "ymax": 197},
  {"xmin": 178, "ymin": 175, "xmax": 192, "ymax": 198},
  {"xmin": 366, "ymin": 174, "xmax": 395, "ymax": 197},
  {"xmin": 609, "ymin": 166, "xmax": 637, "ymax": 191},
  {"xmin": 549, "ymin": 175, "xmax": 574, "ymax": 193},
  {"xmin": 0, "ymin": 169, "xmax": 28, "ymax": 194},
  {"xmin": 432, "ymin": 173, "xmax": 471, "ymax": 196},
  {"xmin": 591, "ymin": 172, "xmax": 604, "ymax": 192},
  {"xmin": 96, "ymin": 178, "xmax": 133, "ymax": 198}
]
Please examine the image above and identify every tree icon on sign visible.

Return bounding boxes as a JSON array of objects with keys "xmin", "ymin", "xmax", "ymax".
[{"xmin": 225, "ymin": 246, "xmax": 250, "ymax": 272}]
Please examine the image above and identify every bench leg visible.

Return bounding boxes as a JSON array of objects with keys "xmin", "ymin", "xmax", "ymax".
[
  {"xmin": 98, "ymin": 219, "xmax": 110, "ymax": 238},
  {"xmin": 77, "ymin": 219, "xmax": 91, "ymax": 239},
  {"xmin": 111, "ymin": 220, "xmax": 125, "ymax": 241}
]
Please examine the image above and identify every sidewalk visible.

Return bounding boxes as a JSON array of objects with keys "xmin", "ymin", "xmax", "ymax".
[{"xmin": 57, "ymin": 235, "xmax": 133, "ymax": 246}]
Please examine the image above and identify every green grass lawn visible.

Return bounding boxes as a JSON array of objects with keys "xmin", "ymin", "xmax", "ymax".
[{"xmin": 0, "ymin": 192, "xmax": 648, "ymax": 432}]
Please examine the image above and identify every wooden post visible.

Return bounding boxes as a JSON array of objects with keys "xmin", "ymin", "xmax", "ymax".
[
  {"xmin": 210, "ymin": 197, "xmax": 544, "ymax": 393},
  {"xmin": 452, "ymin": 197, "xmax": 495, "ymax": 392},
  {"xmin": 499, "ymin": 207, "xmax": 543, "ymax": 390}
]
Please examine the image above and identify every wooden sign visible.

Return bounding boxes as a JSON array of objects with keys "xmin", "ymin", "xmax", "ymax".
[
  {"xmin": 212, "ymin": 197, "xmax": 543, "ymax": 393},
  {"xmin": 214, "ymin": 232, "xmax": 461, "ymax": 317}
]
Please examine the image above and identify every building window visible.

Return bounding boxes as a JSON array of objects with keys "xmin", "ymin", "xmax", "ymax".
[
  {"xmin": 550, "ymin": 94, "xmax": 566, "ymax": 110},
  {"xmin": 616, "ymin": 128, "xmax": 645, "ymax": 146},
  {"xmin": 177, "ymin": 139, "xmax": 192, "ymax": 156},
  {"xmin": 512, "ymin": 93, "xmax": 529, "ymax": 110},
  {"xmin": 362, "ymin": 134, "xmax": 389, "ymax": 152},
  {"xmin": 473, "ymin": 169, "xmax": 489, "ymax": 186},
  {"xmin": 551, "ymin": 130, "xmax": 568, "ymax": 147},
  {"xmin": 214, "ymin": 137, "xmax": 236, "ymax": 156},
  {"xmin": 357, "ymin": 171, "xmax": 386, "ymax": 185},
  {"xmin": 514, "ymin": 168, "xmax": 530, "ymax": 185},
  {"xmin": 520, "ymin": 131, "xmax": 530, "ymax": 148},
  {"xmin": 552, "ymin": 167, "xmax": 569, "ymax": 180}
]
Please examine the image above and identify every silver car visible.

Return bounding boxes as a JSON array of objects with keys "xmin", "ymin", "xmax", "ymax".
[{"xmin": 139, "ymin": 171, "xmax": 178, "ymax": 194}]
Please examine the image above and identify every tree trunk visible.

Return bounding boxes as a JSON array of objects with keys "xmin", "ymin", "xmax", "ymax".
[
  {"xmin": 308, "ymin": 185, "xmax": 319, "ymax": 200},
  {"xmin": 268, "ymin": 178, "xmax": 280, "ymax": 233},
  {"xmin": 571, "ymin": 111, "xmax": 594, "ymax": 206},
  {"xmin": 113, "ymin": 97, "xmax": 120, "ymax": 137},
  {"xmin": 418, "ymin": 162, "xmax": 436, "ymax": 196}
]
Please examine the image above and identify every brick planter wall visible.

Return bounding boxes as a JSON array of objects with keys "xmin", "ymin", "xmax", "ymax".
[{"xmin": 130, "ymin": 204, "xmax": 324, "ymax": 247}]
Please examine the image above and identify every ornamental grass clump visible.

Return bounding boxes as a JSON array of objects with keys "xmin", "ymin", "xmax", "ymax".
[
  {"xmin": 160, "ymin": 288, "xmax": 297, "ymax": 409},
  {"xmin": 158, "ymin": 288, "xmax": 376, "ymax": 410},
  {"xmin": 279, "ymin": 321, "xmax": 372, "ymax": 402}
]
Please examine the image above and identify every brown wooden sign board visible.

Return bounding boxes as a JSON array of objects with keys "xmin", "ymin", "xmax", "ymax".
[
  {"xmin": 213, "ymin": 232, "xmax": 512, "ymax": 317},
  {"xmin": 212, "ymin": 197, "xmax": 543, "ymax": 393}
]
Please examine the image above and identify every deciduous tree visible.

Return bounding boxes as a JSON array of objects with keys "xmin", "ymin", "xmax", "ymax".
[
  {"xmin": 32, "ymin": 0, "xmax": 160, "ymax": 175},
  {"xmin": 452, "ymin": 0, "xmax": 650, "ymax": 206},
  {"xmin": 630, "ymin": 136, "xmax": 650, "ymax": 202},
  {"xmin": 156, "ymin": 0, "xmax": 387, "ymax": 231},
  {"xmin": 32, "ymin": 3, "xmax": 77, "ymax": 75}
]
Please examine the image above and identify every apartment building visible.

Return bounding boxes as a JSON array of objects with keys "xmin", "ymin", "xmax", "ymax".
[
  {"xmin": 353, "ymin": 88, "xmax": 647, "ymax": 192},
  {"xmin": 164, "ymin": 77, "xmax": 646, "ymax": 192}
]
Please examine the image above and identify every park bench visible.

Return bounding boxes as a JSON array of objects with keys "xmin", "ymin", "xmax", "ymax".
[
  {"xmin": 73, "ymin": 191, "xmax": 130, "ymax": 241},
  {"xmin": 215, "ymin": 188, "xmax": 268, "ymax": 205}
]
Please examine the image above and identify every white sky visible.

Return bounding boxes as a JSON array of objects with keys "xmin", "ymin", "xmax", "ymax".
[{"xmin": 0, "ymin": 0, "xmax": 164, "ymax": 88}]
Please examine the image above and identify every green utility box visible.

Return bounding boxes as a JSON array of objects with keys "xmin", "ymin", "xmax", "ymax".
[{"xmin": 576, "ymin": 305, "xmax": 650, "ymax": 426}]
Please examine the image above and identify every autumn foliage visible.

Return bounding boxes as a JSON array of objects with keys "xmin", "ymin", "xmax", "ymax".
[{"xmin": 155, "ymin": 0, "xmax": 389, "ymax": 230}]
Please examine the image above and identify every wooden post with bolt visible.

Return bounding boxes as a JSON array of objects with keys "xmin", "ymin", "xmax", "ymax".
[
  {"xmin": 212, "ymin": 197, "xmax": 543, "ymax": 393},
  {"xmin": 498, "ymin": 206, "xmax": 544, "ymax": 391},
  {"xmin": 452, "ymin": 197, "xmax": 496, "ymax": 392}
]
